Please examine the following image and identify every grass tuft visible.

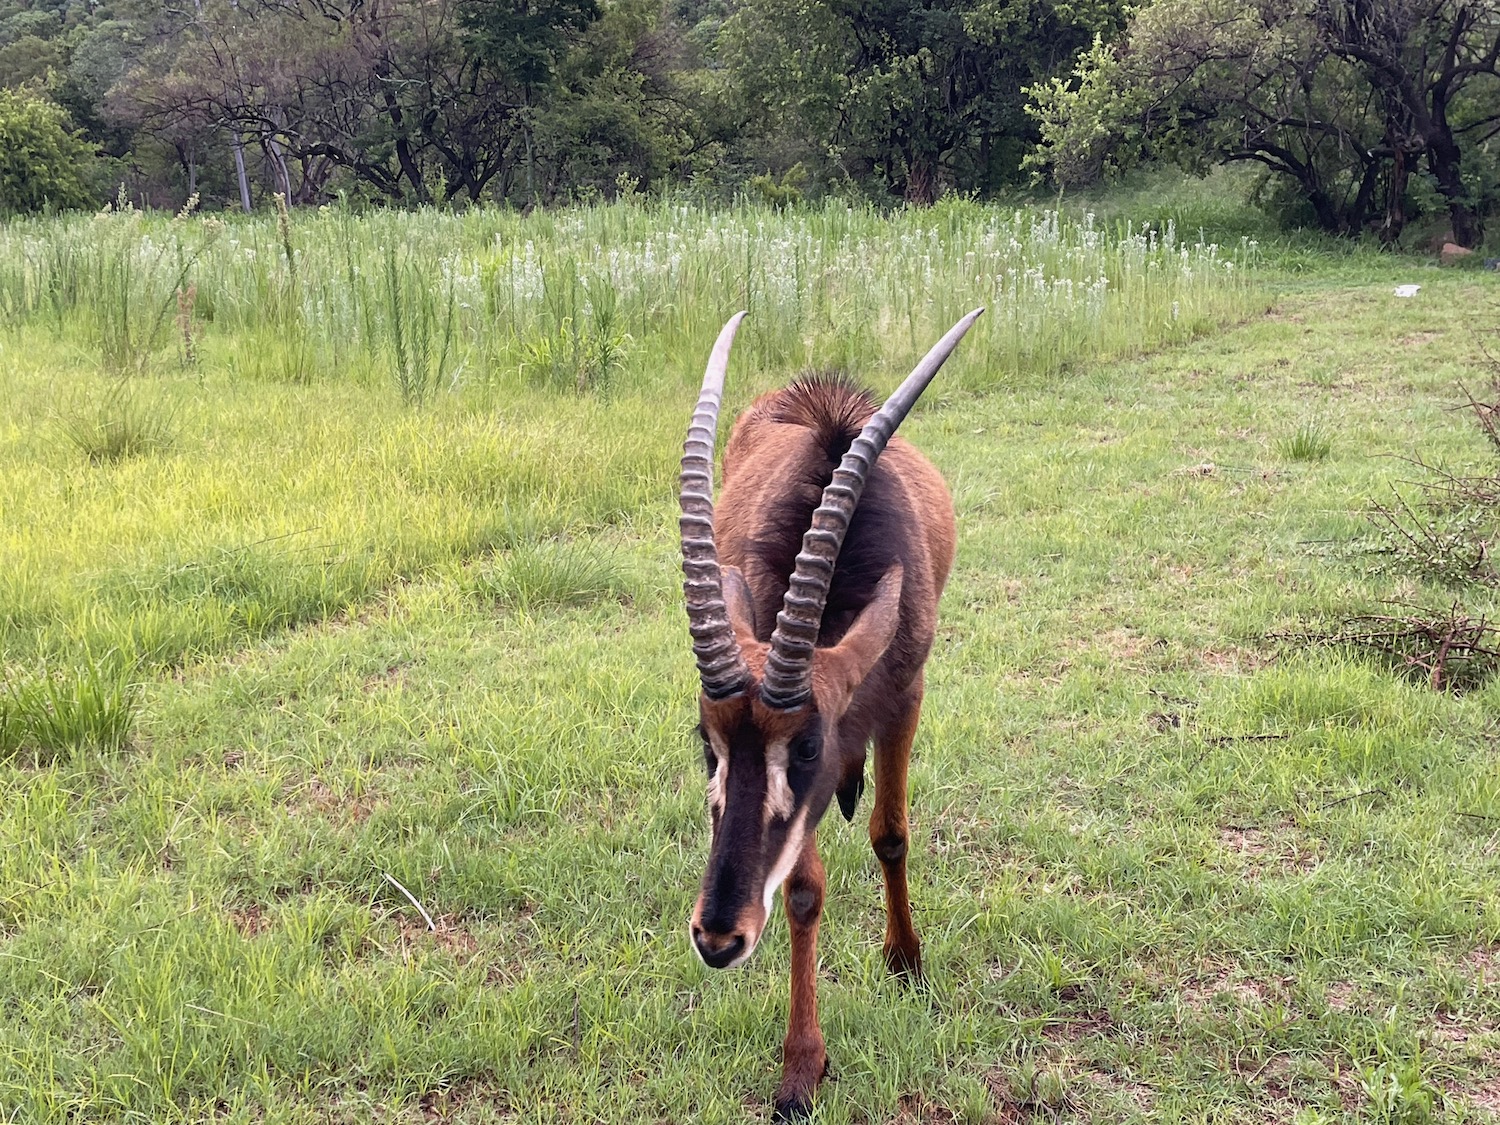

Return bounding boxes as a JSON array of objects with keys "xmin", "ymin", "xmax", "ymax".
[
  {"xmin": 1277, "ymin": 419, "xmax": 1332, "ymax": 461},
  {"xmin": 467, "ymin": 542, "xmax": 630, "ymax": 612},
  {"xmin": 55, "ymin": 379, "xmax": 180, "ymax": 463},
  {"xmin": 1, "ymin": 661, "xmax": 135, "ymax": 762}
]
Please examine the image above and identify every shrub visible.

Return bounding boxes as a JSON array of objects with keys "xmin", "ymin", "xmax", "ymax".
[{"xmin": 0, "ymin": 87, "xmax": 100, "ymax": 214}]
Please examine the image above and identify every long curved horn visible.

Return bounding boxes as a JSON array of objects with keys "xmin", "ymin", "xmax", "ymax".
[
  {"xmin": 760, "ymin": 308, "xmax": 984, "ymax": 710},
  {"xmin": 681, "ymin": 312, "xmax": 751, "ymax": 699}
]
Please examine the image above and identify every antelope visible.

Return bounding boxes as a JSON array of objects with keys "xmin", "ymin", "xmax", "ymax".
[{"xmin": 678, "ymin": 308, "xmax": 982, "ymax": 1118}]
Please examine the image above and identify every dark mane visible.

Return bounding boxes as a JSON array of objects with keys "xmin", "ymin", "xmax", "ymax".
[
  {"xmin": 746, "ymin": 371, "xmax": 911, "ymax": 647},
  {"xmin": 768, "ymin": 371, "xmax": 878, "ymax": 463}
]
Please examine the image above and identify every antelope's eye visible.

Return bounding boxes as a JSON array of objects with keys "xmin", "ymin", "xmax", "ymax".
[
  {"xmin": 698, "ymin": 725, "xmax": 716, "ymax": 776},
  {"xmin": 791, "ymin": 734, "xmax": 820, "ymax": 763}
]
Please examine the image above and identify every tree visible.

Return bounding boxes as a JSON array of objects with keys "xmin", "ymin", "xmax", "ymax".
[
  {"xmin": 722, "ymin": 0, "xmax": 1127, "ymax": 203},
  {"xmin": 1027, "ymin": 0, "xmax": 1500, "ymax": 244},
  {"xmin": 0, "ymin": 87, "xmax": 101, "ymax": 213},
  {"xmin": 1312, "ymin": 0, "xmax": 1500, "ymax": 245},
  {"xmin": 112, "ymin": 0, "xmax": 617, "ymax": 206}
]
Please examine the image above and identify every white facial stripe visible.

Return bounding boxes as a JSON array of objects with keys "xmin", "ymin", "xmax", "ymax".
[
  {"xmin": 706, "ymin": 730, "xmax": 730, "ymax": 814},
  {"xmin": 763, "ymin": 739, "xmax": 793, "ymax": 822},
  {"xmin": 761, "ymin": 808, "xmax": 810, "ymax": 917}
]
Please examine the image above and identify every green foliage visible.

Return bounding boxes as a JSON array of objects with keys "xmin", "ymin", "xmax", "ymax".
[
  {"xmin": 458, "ymin": 0, "xmax": 600, "ymax": 87},
  {"xmin": 55, "ymin": 377, "xmax": 180, "ymax": 464},
  {"xmin": 723, "ymin": 0, "xmax": 1127, "ymax": 201},
  {"xmin": 1027, "ymin": 0, "xmax": 1500, "ymax": 244},
  {"xmin": 466, "ymin": 541, "xmax": 629, "ymax": 611},
  {"xmin": 87, "ymin": 204, "xmax": 225, "ymax": 374},
  {"xmin": 0, "ymin": 198, "xmax": 1255, "ymax": 678},
  {"xmin": 382, "ymin": 243, "xmax": 459, "ymax": 406},
  {"xmin": 746, "ymin": 163, "xmax": 806, "ymax": 208},
  {"xmin": 0, "ymin": 661, "xmax": 135, "ymax": 763},
  {"xmin": 1278, "ymin": 420, "xmax": 1332, "ymax": 463},
  {"xmin": 0, "ymin": 87, "xmax": 100, "ymax": 214},
  {"xmin": 519, "ymin": 270, "xmax": 628, "ymax": 394}
]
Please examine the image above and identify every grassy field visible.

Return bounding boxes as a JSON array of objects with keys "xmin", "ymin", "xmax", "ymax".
[{"xmin": 1, "ymin": 195, "xmax": 1498, "ymax": 1123}]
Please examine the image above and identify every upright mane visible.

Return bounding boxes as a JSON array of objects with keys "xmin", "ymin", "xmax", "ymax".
[
  {"xmin": 741, "ymin": 371, "xmax": 906, "ymax": 645},
  {"xmin": 766, "ymin": 371, "xmax": 878, "ymax": 464}
]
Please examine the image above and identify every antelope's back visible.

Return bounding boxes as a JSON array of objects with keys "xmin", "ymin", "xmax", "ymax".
[{"xmin": 713, "ymin": 373, "xmax": 955, "ymax": 687}]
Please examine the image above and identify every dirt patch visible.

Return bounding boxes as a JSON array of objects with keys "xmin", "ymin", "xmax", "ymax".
[
  {"xmin": 394, "ymin": 914, "xmax": 481, "ymax": 960},
  {"xmin": 1101, "ymin": 628, "xmax": 1160, "ymax": 661},
  {"xmin": 416, "ymin": 1080, "xmax": 509, "ymax": 1123},
  {"xmin": 1061, "ymin": 626, "xmax": 1163, "ymax": 665},
  {"xmin": 287, "ymin": 776, "xmax": 380, "ymax": 824},
  {"xmin": 1457, "ymin": 945, "xmax": 1499, "ymax": 982},
  {"xmin": 1332, "ymin": 1061, "xmax": 1365, "ymax": 1113},
  {"xmin": 1174, "ymin": 461, "xmax": 1218, "ymax": 478},
  {"xmin": 362, "ymin": 659, "xmax": 415, "ymax": 693},
  {"xmin": 1324, "ymin": 981, "xmax": 1363, "ymax": 1013},
  {"xmin": 227, "ymin": 903, "xmax": 272, "ymax": 938},
  {"xmin": 1431, "ymin": 1010, "xmax": 1481, "ymax": 1047},
  {"xmin": 1200, "ymin": 645, "xmax": 1268, "ymax": 675},
  {"xmin": 1444, "ymin": 1077, "xmax": 1500, "ymax": 1118},
  {"xmin": 892, "ymin": 1093, "xmax": 960, "ymax": 1124},
  {"xmin": 383, "ymin": 906, "xmax": 537, "ymax": 989},
  {"xmin": 1081, "ymin": 1069, "xmax": 1156, "ymax": 1113},
  {"xmin": 1217, "ymin": 823, "xmax": 1322, "ymax": 877},
  {"xmin": 1180, "ymin": 964, "xmax": 1276, "ymax": 1010},
  {"xmin": 1236, "ymin": 1053, "xmax": 1306, "ymax": 1102},
  {"xmin": 1398, "ymin": 331, "xmax": 1443, "ymax": 347},
  {"xmin": 1042, "ymin": 1010, "xmax": 1113, "ymax": 1044}
]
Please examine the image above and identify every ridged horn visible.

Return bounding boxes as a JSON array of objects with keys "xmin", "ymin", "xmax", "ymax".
[
  {"xmin": 760, "ymin": 308, "xmax": 984, "ymax": 710},
  {"xmin": 681, "ymin": 312, "xmax": 751, "ymax": 699}
]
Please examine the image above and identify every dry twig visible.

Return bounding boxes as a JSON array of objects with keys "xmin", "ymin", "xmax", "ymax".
[{"xmin": 1273, "ymin": 601, "xmax": 1500, "ymax": 692}]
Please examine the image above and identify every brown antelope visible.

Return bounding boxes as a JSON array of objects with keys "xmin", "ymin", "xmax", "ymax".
[{"xmin": 678, "ymin": 308, "xmax": 982, "ymax": 1118}]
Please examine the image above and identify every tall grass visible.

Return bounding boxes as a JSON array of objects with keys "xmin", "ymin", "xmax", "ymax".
[
  {"xmin": 0, "ymin": 195, "xmax": 1258, "ymax": 726},
  {"xmin": 0, "ymin": 197, "xmax": 1256, "ymax": 393}
]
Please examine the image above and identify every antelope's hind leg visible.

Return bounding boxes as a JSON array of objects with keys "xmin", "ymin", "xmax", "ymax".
[
  {"xmin": 870, "ymin": 683, "xmax": 924, "ymax": 979},
  {"xmin": 773, "ymin": 835, "xmax": 828, "ymax": 1121}
]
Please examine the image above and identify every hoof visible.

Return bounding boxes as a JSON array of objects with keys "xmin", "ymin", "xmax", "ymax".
[
  {"xmin": 773, "ymin": 1053, "xmax": 829, "ymax": 1121},
  {"xmin": 884, "ymin": 942, "xmax": 923, "ymax": 982},
  {"xmin": 772, "ymin": 1093, "xmax": 812, "ymax": 1122}
]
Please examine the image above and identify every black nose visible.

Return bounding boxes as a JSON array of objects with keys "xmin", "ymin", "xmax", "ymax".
[{"xmin": 691, "ymin": 925, "xmax": 747, "ymax": 969}]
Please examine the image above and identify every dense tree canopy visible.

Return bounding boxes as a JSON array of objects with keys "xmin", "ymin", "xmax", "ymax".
[
  {"xmin": 1027, "ymin": 0, "xmax": 1500, "ymax": 244},
  {"xmin": 0, "ymin": 0, "xmax": 1496, "ymax": 236},
  {"xmin": 0, "ymin": 85, "xmax": 100, "ymax": 213},
  {"xmin": 721, "ymin": 0, "xmax": 1126, "ymax": 202}
]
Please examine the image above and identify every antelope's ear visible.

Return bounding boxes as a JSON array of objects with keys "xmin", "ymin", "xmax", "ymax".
[
  {"xmin": 722, "ymin": 564, "xmax": 758, "ymax": 640},
  {"xmin": 820, "ymin": 565, "xmax": 903, "ymax": 704}
]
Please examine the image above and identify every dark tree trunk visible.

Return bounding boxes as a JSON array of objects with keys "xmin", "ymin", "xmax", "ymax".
[
  {"xmin": 1380, "ymin": 145, "xmax": 1409, "ymax": 244},
  {"xmin": 382, "ymin": 89, "xmax": 431, "ymax": 205},
  {"xmin": 1304, "ymin": 179, "xmax": 1341, "ymax": 233},
  {"xmin": 903, "ymin": 153, "xmax": 937, "ymax": 206},
  {"xmin": 1426, "ymin": 130, "xmax": 1478, "ymax": 247}
]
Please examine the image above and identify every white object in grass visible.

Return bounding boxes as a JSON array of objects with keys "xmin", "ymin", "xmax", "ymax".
[{"xmin": 1393, "ymin": 284, "xmax": 1421, "ymax": 297}]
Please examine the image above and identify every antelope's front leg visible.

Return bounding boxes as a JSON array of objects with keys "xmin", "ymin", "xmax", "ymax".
[
  {"xmin": 871, "ymin": 685, "xmax": 923, "ymax": 979},
  {"xmin": 773, "ymin": 834, "xmax": 828, "ymax": 1120}
]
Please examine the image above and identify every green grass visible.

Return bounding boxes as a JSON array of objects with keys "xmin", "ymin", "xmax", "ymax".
[
  {"xmin": 1279, "ymin": 420, "xmax": 1334, "ymax": 463},
  {"xmin": 0, "ymin": 196, "xmax": 1498, "ymax": 1123}
]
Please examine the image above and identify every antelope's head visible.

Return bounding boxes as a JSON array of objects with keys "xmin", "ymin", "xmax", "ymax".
[{"xmin": 679, "ymin": 310, "xmax": 981, "ymax": 969}]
